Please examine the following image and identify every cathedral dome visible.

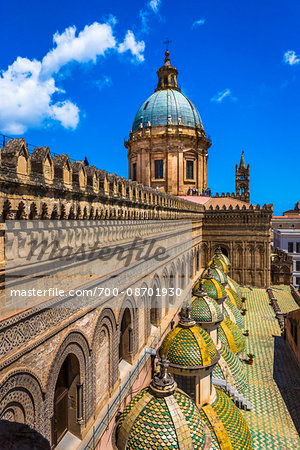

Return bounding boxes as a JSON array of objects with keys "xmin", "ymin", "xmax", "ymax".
[
  {"xmin": 132, "ymin": 50, "xmax": 203, "ymax": 132},
  {"xmin": 116, "ymin": 358, "xmax": 209, "ymax": 449},
  {"xmin": 219, "ymin": 318, "xmax": 246, "ymax": 354},
  {"xmin": 132, "ymin": 89, "xmax": 203, "ymax": 131},
  {"xmin": 159, "ymin": 306, "xmax": 218, "ymax": 369}
]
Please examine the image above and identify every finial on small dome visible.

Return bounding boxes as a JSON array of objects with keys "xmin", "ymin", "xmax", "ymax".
[
  {"xmin": 150, "ymin": 355, "xmax": 175, "ymax": 396},
  {"xmin": 179, "ymin": 302, "xmax": 196, "ymax": 327}
]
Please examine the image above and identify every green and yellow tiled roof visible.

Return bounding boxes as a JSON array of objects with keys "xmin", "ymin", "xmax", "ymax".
[
  {"xmin": 201, "ymin": 278, "xmax": 227, "ymax": 301},
  {"xmin": 212, "ymin": 344, "xmax": 248, "ymax": 394},
  {"xmin": 208, "ymin": 257, "xmax": 228, "ymax": 274},
  {"xmin": 160, "ymin": 324, "xmax": 218, "ymax": 368},
  {"xmin": 225, "ymin": 288, "xmax": 243, "ymax": 310},
  {"xmin": 227, "ymin": 277, "xmax": 242, "ymax": 298},
  {"xmin": 191, "ymin": 295, "xmax": 223, "ymax": 324},
  {"xmin": 201, "ymin": 387, "xmax": 253, "ymax": 450},
  {"xmin": 219, "ymin": 318, "xmax": 246, "ymax": 354},
  {"xmin": 116, "ymin": 386, "xmax": 207, "ymax": 449},
  {"xmin": 223, "ymin": 298, "xmax": 244, "ymax": 329},
  {"xmin": 203, "ymin": 266, "xmax": 228, "ymax": 285}
]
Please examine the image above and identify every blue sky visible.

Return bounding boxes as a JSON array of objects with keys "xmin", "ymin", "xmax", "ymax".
[{"xmin": 0, "ymin": 0, "xmax": 299, "ymax": 215}]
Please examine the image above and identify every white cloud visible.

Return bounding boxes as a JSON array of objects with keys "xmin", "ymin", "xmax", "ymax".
[
  {"xmin": 0, "ymin": 21, "xmax": 145, "ymax": 134},
  {"xmin": 49, "ymin": 101, "xmax": 79, "ymax": 129},
  {"xmin": 192, "ymin": 18, "xmax": 206, "ymax": 28},
  {"xmin": 211, "ymin": 89, "xmax": 234, "ymax": 102},
  {"xmin": 283, "ymin": 50, "xmax": 300, "ymax": 66},
  {"xmin": 41, "ymin": 23, "xmax": 116, "ymax": 76},
  {"xmin": 118, "ymin": 31, "xmax": 145, "ymax": 62},
  {"xmin": 149, "ymin": 0, "xmax": 161, "ymax": 13}
]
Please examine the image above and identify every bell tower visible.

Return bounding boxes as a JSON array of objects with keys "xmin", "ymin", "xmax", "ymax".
[{"xmin": 235, "ymin": 151, "xmax": 250, "ymax": 202}]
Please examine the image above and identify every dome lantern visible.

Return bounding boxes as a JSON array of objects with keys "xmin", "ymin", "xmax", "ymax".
[{"xmin": 155, "ymin": 50, "xmax": 180, "ymax": 92}]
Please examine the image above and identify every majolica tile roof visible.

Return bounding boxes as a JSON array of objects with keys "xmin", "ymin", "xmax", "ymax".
[
  {"xmin": 160, "ymin": 324, "xmax": 218, "ymax": 368},
  {"xmin": 219, "ymin": 318, "xmax": 246, "ymax": 354},
  {"xmin": 201, "ymin": 278, "xmax": 227, "ymax": 300},
  {"xmin": 116, "ymin": 386, "xmax": 207, "ymax": 449},
  {"xmin": 213, "ymin": 344, "xmax": 248, "ymax": 394},
  {"xmin": 208, "ymin": 258, "xmax": 228, "ymax": 274},
  {"xmin": 203, "ymin": 266, "xmax": 228, "ymax": 286},
  {"xmin": 201, "ymin": 388, "xmax": 253, "ymax": 450},
  {"xmin": 223, "ymin": 298, "xmax": 244, "ymax": 329},
  {"xmin": 227, "ymin": 277, "xmax": 242, "ymax": 298},
  {"xmin": 225, "ymin": 288, "xmax": 243, "ymax": 310},
  {"xmin": 191, "ymin": 295, "xmax": 223, "ymax": 323}
]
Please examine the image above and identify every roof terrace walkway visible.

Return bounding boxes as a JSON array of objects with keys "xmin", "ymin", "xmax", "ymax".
[{"xmin": 241, "ymin": 285, "xmax": 300, "ymax": 449}]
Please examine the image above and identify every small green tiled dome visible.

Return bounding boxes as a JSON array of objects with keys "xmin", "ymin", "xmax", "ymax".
[
  {"xmin": 201, "ymin": 278, "xmax": 227, "ymax": 301},
  {"xmin": 227, "ymin": 277, "xmax": 242, "ymax": 297},
  {"xmin": 191, "ymin": 295, "xmax": 223, "ymax": 324},
  {"xmin": 116, "ymin": 377, "xmax": 207, "ymax": 449},
  {"xmin": 223, "ymin": 298, "xmax": 244, "ymax": 329},
  {"xmin": 208, "ymin": 257, "xmax": 228, "ymax": 274},
  {"xmin": 225, "ymin": 287, "xmax": 243, "ymax": 310},
  {"xmin": 203, "ymin": 265, "xmax": 228, "ymax": 286},
  {"xmin": 219, "ymin": 318, "xmax": 246, "ymax": 354},
  {"xmin": 213, "ymin": 344, "xmax": 248, "ymax": 394},
  {"xmin": 201, "ymin": 388, "xmax": 253, "ymax": 450},
  {"xmin": 160, "ymin": 314, "xmax": 218, "ymax": 368},
  {"xmin": 214, "ymin": 247, "xmax": 231, "ymax": 268}
]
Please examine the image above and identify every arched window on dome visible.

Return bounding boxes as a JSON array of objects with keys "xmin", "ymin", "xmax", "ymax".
[
  {"xmin": 170, "ymin": 75, "xmax": 174, "ymax": 85},
  {"xmin": 164, "ymin": 76, "xmax": 168, "ymax": 86}
]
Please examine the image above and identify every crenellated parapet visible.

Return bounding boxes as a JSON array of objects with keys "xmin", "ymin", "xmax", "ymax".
[{"xmin": 0, "ymin": 138, "xmax": 205, "ymax": 223}]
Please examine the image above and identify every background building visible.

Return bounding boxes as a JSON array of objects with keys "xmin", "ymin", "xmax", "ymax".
[{"xmin": 272, "ymin": 202, "xmax": 300, "ymax": 288}]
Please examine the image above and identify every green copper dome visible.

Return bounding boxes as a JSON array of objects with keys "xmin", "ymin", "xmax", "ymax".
[
  {"xmin": 213, "ymin": 344, "xmax": 248, "ymax": 394},
  {"xmin": 132, "ymin": 51, "xmax": 204, "ymax": 132},
  {"xmin": 201, "ymin": 388, "xmax": 253, "ymax": 450},
  {"xmin": 191, "ymin": 295, "xmax": 223, "ymax": 324},
  {"xmin": 132, "ymin": 89, "xmax": 203, "ymax": 131},
  {"xmin": 219, "ymin": 318, "xmax": 246, "ymax": 355}
]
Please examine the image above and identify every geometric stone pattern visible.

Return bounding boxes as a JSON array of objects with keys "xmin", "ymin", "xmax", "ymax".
[{"xmin": 241, "ymin": 287, "xmax": 300, "ymax": 449}]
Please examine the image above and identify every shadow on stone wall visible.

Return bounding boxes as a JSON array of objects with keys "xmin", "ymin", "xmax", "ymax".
[{"xmin": 273, "ymin": 335, "xmax": 300, "ymax": 435}]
